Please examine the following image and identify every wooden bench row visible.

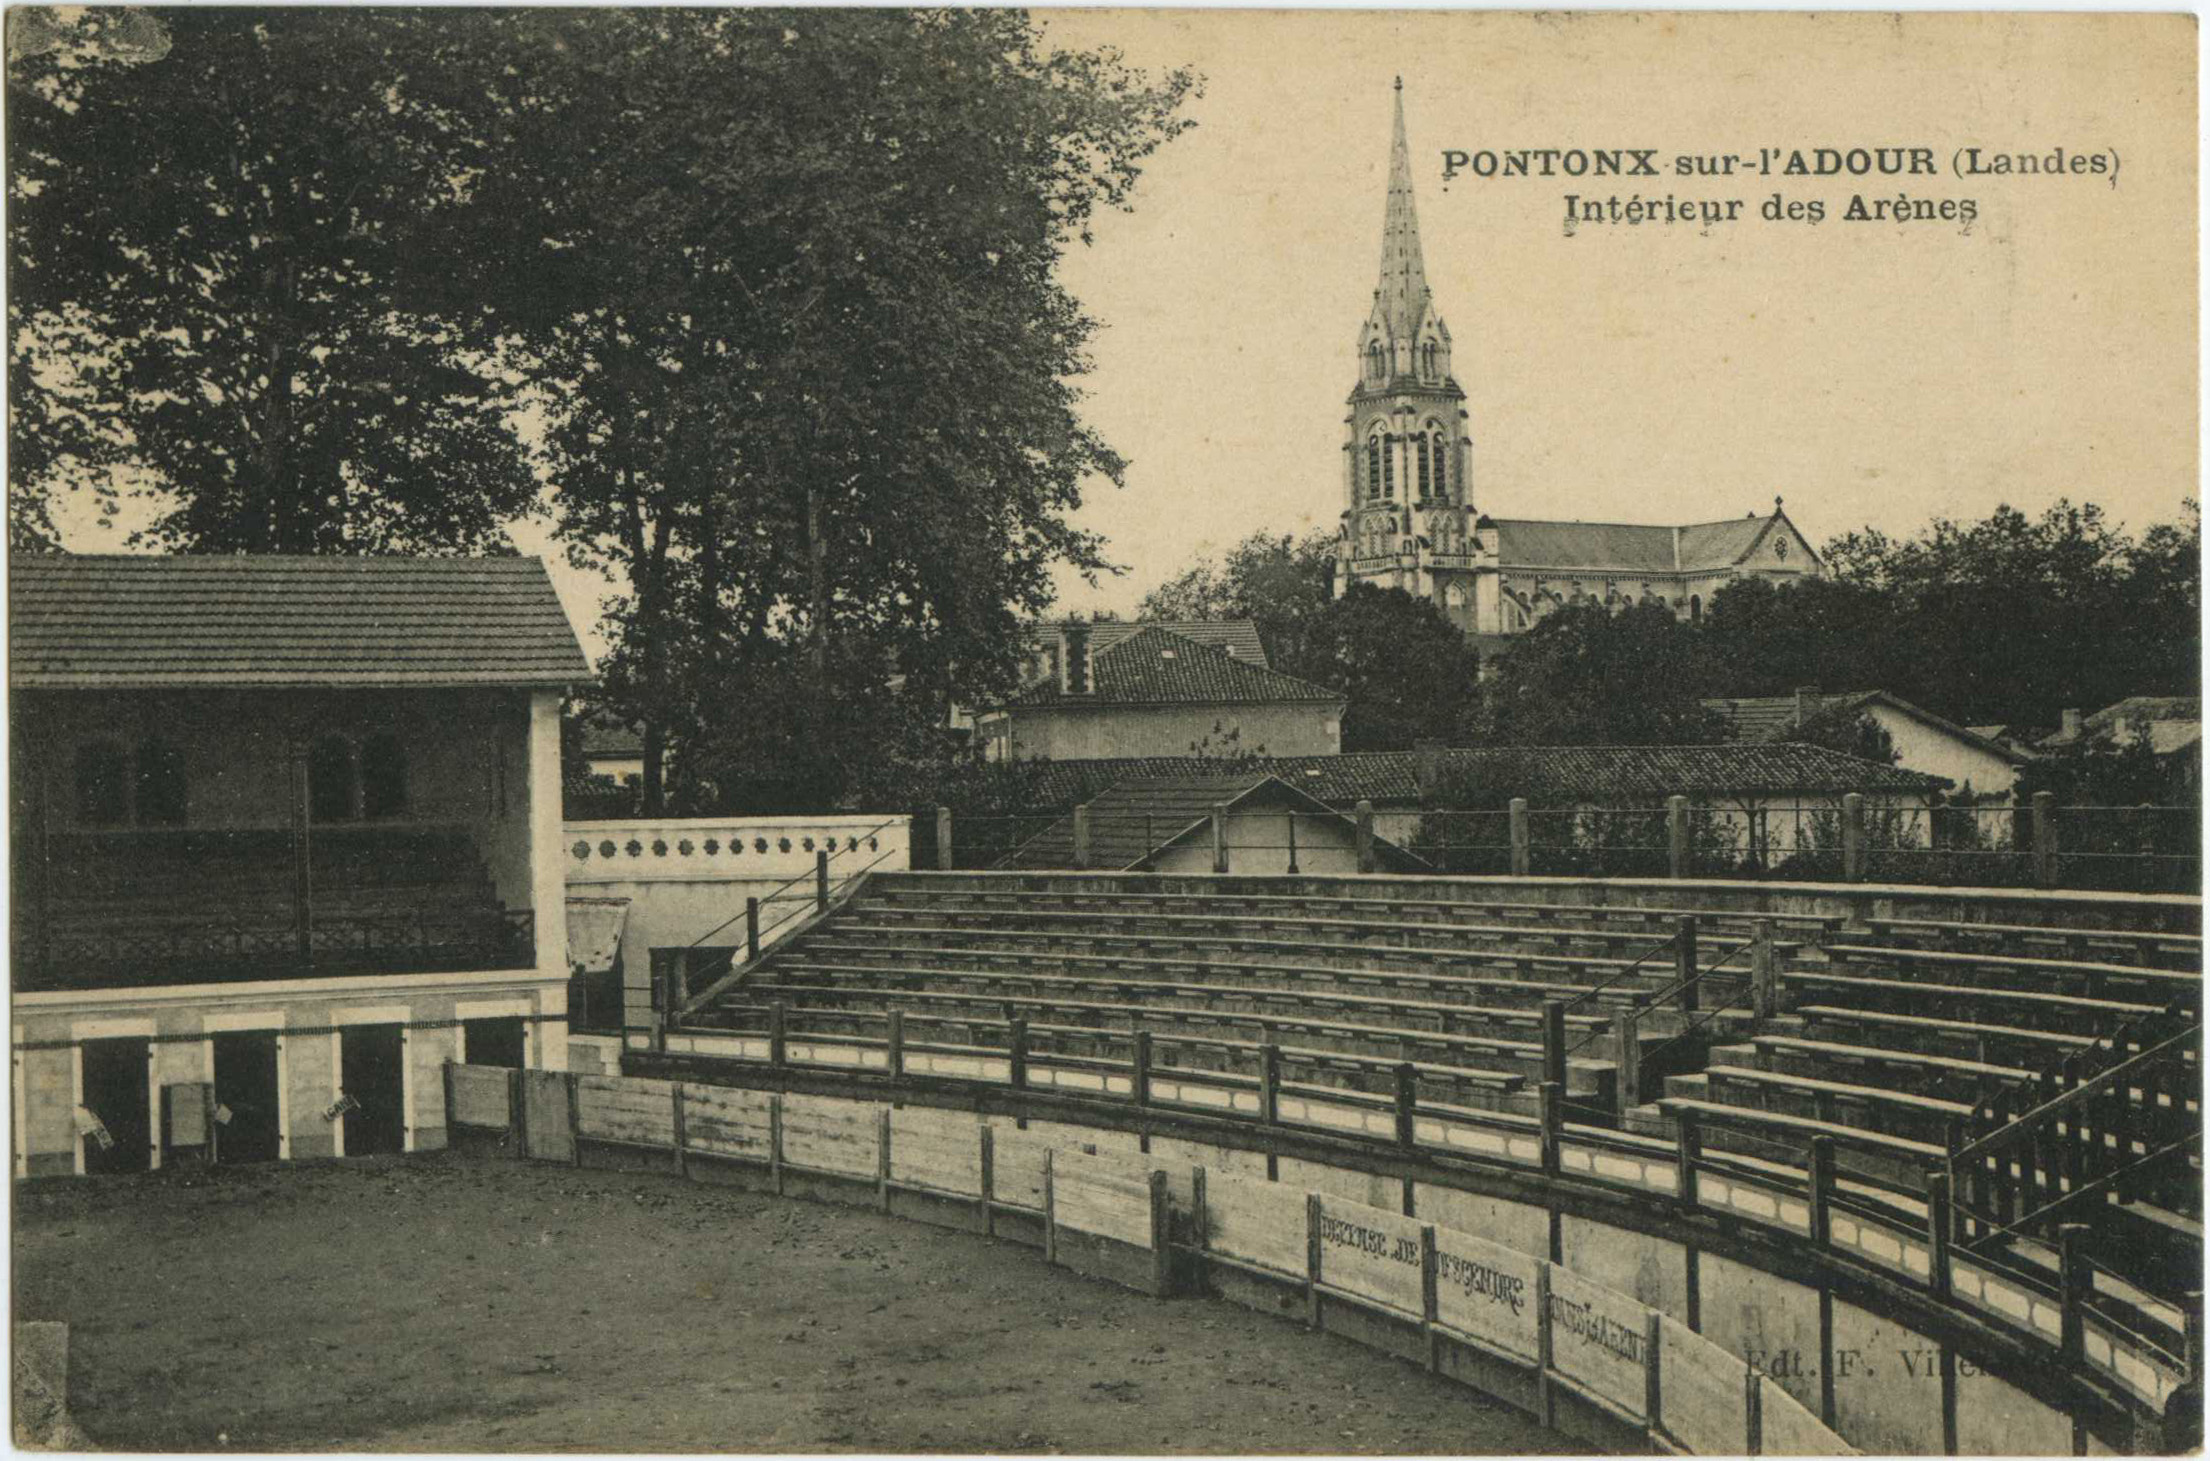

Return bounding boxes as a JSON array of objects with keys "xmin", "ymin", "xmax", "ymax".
[
  {"xmin": 1864, "ymin": 916, "xmax": 2201, "ymax": 969},
  {"xmin": 1823, "ymin": 942, "xmax": 2199, "ymax": 1003}
]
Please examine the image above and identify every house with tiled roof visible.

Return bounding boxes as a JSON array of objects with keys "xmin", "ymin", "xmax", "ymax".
[
  {"xmin": 1703, "ymin": 687, "xmax": 2026, "ymax": 802},
  {"xmin": 974, "ymin": 623, "xmax": 1346, "ymax": 763},
  {"xmin": 9, "ymin": 554, "xmax": 592, "ymax": 1177},
  {"xmin": 996, "ymin": 773, "xmax": 1428, "ymax": 875}
]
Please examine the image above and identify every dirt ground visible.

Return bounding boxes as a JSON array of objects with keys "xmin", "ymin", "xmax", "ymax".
[{"xmin": 13, "ymin": 1147, "xmax": 1585, "ymax": 1454}]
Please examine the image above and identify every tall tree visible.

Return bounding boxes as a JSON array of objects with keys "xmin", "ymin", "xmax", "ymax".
[
  {"xmin": 1477, "ymin": 603, "xmax": 1727, "ymax": 746},
  {"xmin": 8, "ymin": 9, "xmax": 540, "ymax": 553},
  {"xmin": 1136, "ymin": 528, "xmax": 1335, "ymax": 667},
  {"xmin": 1278, "ymin": 583, "xmax": 1480, "ymax": 752},
  {"xmin": 505, "ymin": 10, "xmax": 1199, "ymax": 811}
]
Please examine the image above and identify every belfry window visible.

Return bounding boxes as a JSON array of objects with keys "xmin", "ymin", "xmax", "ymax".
[
  {"xmin": 1382, "ymin": 436, "xmax": 1395, "ymax": 499},
  {"xmin": 1365, "ymin": 437, "xmax": 1383, "ymax": 500},
  {"xmin": 1422, "ymin": 341, "xmax": 1438, "ymax": 379},
  {"xmin": 1414, "ymin": 433, "xmax": 1430, "ymax": 497},
  {"xmin": 1366, "ymin": 341, "xmax": 1383, "ymax": 383},
  {"xmin": 1426, "ymin": 425, "xmax": 1449, "ymax": 500}
]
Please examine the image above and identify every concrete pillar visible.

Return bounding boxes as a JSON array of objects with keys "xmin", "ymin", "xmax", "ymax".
[
  {"xmin": 1072, "ymin": 802, "xmax": 1092, "ymax": 871},
  {"xmin": 1750, "ymin": 919, "xmax": 1777, "ymax": 1018},
  {"xmin": 935, "ymin": 805, "xmax": 954, "ymax": 871},
  {"xmin": 1355, "ymin": 800, "xmax": 1376, "ymax": 873},
  {"xmin": 1841, "ymin": 793, "xmax": 1866, "ymax": 882},
  {"xmin": 1509, "ymin": 797, "xmax": 1530, "ymax": 876},
  {"xmin": 1210, "ymin": 803, "xmax": 1229, "ymax": 874},
  {"xmin": 1666, "ymin": 794, "xmax": 1689, "ymax": 879},
  {"xmin": 526, "ymin": 691, "xmax": 570, "ymax": 1073},
  {"xmin": 1613, "ymin": 1006, "xmax": 1642, "ymax": 1114}
]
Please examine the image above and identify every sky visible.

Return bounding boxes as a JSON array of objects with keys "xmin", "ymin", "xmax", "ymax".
[{"xmin": 42, "ymin": 11, "xmax": 2199, "ymax": 661}]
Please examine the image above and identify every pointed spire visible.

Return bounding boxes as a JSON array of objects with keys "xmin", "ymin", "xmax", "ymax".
[{"xmin": 1374, "ymin": 80, "xmax": 1433, "ymax": 346}]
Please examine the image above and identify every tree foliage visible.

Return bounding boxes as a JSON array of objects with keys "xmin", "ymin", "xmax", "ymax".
[
  {"xmin": 8, "ymin": 8, "xmax": 540, "ymax": 553},
  {"xmin": 1136, "ymin": 528, "xmax": 1335, "ymax": 668},
  {"xmin": 1275, "ymin": 583, "xmax": 1480, "ymax": 752},
  {"xmin": 1475, "ymin": 603, "xmax": 1727, "ymax": 747}
]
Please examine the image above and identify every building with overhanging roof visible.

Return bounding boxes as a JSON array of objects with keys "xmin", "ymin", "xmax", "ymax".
[
  {"xmin": 1332, "ymin": 82, "xmax": 1819, "ymax": 637},
  {"xmin": 1703, "ymin": 687, "xmax": 2027, "ymax": 801},
  {"xmin": 975, "ymin": 622, "xmax": 1345, "ymax": 762},
  {"xmin": 996, "ymin": 773, "xmax": 1428, "ymax": 875},
  {"xmin": 9, "ymin": 554, "xmax": 591, "ymax": 1177}
]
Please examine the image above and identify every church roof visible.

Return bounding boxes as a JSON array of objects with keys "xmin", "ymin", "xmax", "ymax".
[
  {"xmin": 1490, "ymin": 505, "xmax": 1813, "ymax": 575},
  {"xmin": 9, "ymin": 553, "xmax": 592, "ymax": 690},
  {"xmin": 993, "ymin": 625, "xmax": 1341, "ymax": 710},
  {"xmin": 1373, "ymin": 79, "xmax": 1433, "ymax": 344}
]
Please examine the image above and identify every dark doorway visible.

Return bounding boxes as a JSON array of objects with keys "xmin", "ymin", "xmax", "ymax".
[
  {"xmin": 308, "ymin": 736, "xmax": 355, "ymax": 822},
  {"xmin": 211, "ymin": 1031, "xmax": 282, "ymax": 1164},
  {"xmin": 339, "ymin": 1024, "xmax": 407, "ymax": 1156},
  {"xmin": 463, "ymin": 1016, "xmax": 526, "ymax": 1070},
  {"xmin": 80, "ymin": 1037, "xmax": 151, "ymax": 1175}
]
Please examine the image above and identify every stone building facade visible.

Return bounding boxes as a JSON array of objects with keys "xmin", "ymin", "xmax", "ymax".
[{"xmin": 1332, "ymin": 83, "xmax": 1821, "ymax": 638}]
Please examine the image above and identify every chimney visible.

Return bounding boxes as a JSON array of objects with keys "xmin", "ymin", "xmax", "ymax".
[
  {"xmin": 2061, "ymin": 707, "xmax": 2084, "ymax": 740},
  {"xmin": 1059, "ymin": 623, "xmax": 1092, "ymax": 695},
  {"xmin": 1794, "ymin": 685, "xmax": 1822, "ymax": 726},
  {"xmin": 1414, "ymin": 739, "xmax": 1445, "ymax": 803}
]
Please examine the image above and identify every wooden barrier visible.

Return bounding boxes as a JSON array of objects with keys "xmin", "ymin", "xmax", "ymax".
[{"xmin": 446, "ymin": 1061, "xmax": 512, "ymax": 1131}]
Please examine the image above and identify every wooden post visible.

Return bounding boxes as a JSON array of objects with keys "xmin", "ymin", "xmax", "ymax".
[
  {"xmin": 1534, "ymin": 1263, "xmax": 1556, "ymax": 1428},
  {"xmin": 978, "ymin": 1125, "xmax": 996, "ymax": 1236},
  {"xmin": 1925, "ymin": 1170, "xmax": 1953, "ymax": 1299},
  {"xmin": 1072, "ymin": 802, "xmax": 1092, "ymax": 870},
  {"xmin": 1421, "ymin": 1225, "xmax": 1442, "ymax": 1373},
  {"xmin": 2032, "ymin": 791, "xmax": 2058, "ymax": 888},
  {"xmin": 440, "ymin": 1059, "xmax": 456, "ymax": 1158},
  {"xmin": 507, "ymin": 1066, "xmax": 524, "ymax": 1150},
  {"xmin": 769, "ymin": 1092, "xmax": 785, "ymax": 1195},
  {"xmin": 768, "ymin": 1001, "xmax": 788, "ymax": 1068},
  {"xmin": 1750, "ymin": 919, "xmax": 1777, "ymax": 1018},
  {"xmin": 1132, "ymin": 1029, "xmax": 1152, "ymax": 1107},
  {"xmin": 33, "ymin": 765, "xmax": 51, "ymax": 981},
  {"xmin": 1007, "ymin": 1017, "xmax": 1028, "ymax": 1090},
  {"xmin": 1842, "ymin": 793, "xmax": 1866, "ymax": 883},
  {"xmin": 815, "ymin": 849, "xmax": 830, "ymax": 912},
  {"xmin": 2184, "ymin": 1290, "xmax": 2203, "ymax": 1381},
  {"xmin": 1191, "ymin": 1165, "xmax": 1210, "ymax": 1280},
  {"xmin": 746, "ymin": 897, "xmax": 761, "ymax": 964},
  {"xmin": 935, "ymin": 805, "xmax": 954, "ymax": 871},
  {"xmin": 1509, "ymin": 797, "xmax": 1531, "ymax": 877},
  {"xmin": 1355, "ymin": 800, "xmax": 1376, "ymax": 873},
  {"xmin": 877, "ymin": 1108, "xmax": 893, "ymax": 1212},
  {"xmin": 566, "ymin": 1072, "xmax": 582, "ymax": 1167},
  {"xmin": 1613, "ymin": 1006, "xmax": 1642, "ymax": 1114},
  {"xmin": 1541, "ymin": 998, "xmax": 1568, "ymax": 1091},
  {"xmin": 1304, "ymin": 1193, "xmax": 1324, "ymax": 1327},
  {"xmin": 1285, "ymin": 810, "xmax": 1300, "ymax": 876},
  {"xmin": 292, "ymin": 752, "xmax": 314, "ymax": 967},
  {"xmin": 1643, "ymin": 1309, "xmax": 1664, "ymax": 1440},
  {"xmin": 1666, "ymin": 794, "xmax": 1690, "ymax": 880},
  {"xmin": 671, "ymin": 1084, "xmax": 689, "ymax": 1179},
  {"xmin": 1148, "ymin": 1169, "xmax": 1172, "ymax": 1296},
  {"xmin": 886, "ymin": 1009, "xmax": 905, "ymax": 1081},
  {"xmin": 1675, "ymin": 915, "xmax": 1700, "ymax": 1017},
  {"xmin": 1806, "ymin": 1135, "xmax": 1834, "ymax": 1247},
  {"xmin": 1538, "ymin": 1081, "xmax": 1563, "ymax": 1176},
  {"xmin": 1259, "ymin": 1043, "xmax": 1282, "ymax": 1125},
  {"xmin": 1743, "ymin": 1355, "xmax": 1764, "ymax": 1456},
  {"xmin": 1210, "ymin": 802, "xmax": 1229, "ymax": 874},
  {"xmin": 1042, "ymin": 1147, "xmax": 1058, "ymax": 1264},
  {"xmin": 2058, "ymin": 1222, "xmax": 2090, "ymax": 1362},
  {"xmin": 1676, "ymin": 1107, "xmax": 1701, "ymax": 1209},
  {"xmin": 1393, "ymin": 1062, "xmax": 1419, "ymax": 1148}
]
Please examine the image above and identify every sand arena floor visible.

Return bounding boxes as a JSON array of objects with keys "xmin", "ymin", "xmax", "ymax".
[{"xmin": 13, "ymin": 1147, "xmax": 1585, "ymax": 1454}]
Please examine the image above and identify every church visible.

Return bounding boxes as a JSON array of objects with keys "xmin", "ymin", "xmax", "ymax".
[{"xmin": 1332, "ymin": 82, "xmax": 1821, "ymax": 647}]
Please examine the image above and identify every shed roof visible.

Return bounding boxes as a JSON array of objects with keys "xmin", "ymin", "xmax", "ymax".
[
  {"xmin": 9, "ymin": 554, "xmax": 592, "ymax": 690},
  {"xmin": 1703, "ymin": 690, "xmax": 2027, "ymax": 766},
  {"xmin": 998, "ymin": 742, "xmax": 1943, "ymax": 813},
  {"xmin": 997, "ymin": 773, "xmax": 1426, "ymax": 872}
]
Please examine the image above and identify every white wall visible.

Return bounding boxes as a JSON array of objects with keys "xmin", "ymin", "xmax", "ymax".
[
  {"xmin": 1869, "ymin": 705, "xmax": 2021, "ymax": 801},
  {"xmin": 564, "ymin": 813, "xmax": 912, "ymax": 977}
]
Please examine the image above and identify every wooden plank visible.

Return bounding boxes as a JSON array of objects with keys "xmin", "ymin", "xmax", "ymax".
[
  {"xmin": 1203, "ymin": 1173, "xmax": 1309, "ymax": 1275},
  {"xmin": 448, "ymin": 1065, "xmax": 512, "ymax": 1128},
  {"xmin": 1432, "ymin": 1224, "xmax": 1544, "ymax": 1363},
  {"xmin": 578, "ymin": 1107, "xmax": 677, "ymax": 1145},
  {"xmin": 1658, "ymin": 1317, "xmax": 1751, "ymax": 1455},
  {"xmin": 989, "ymin": 1134, "xmax": 1050, "ymax": 1210},
  {"xmin": 1053, "ymin": 1165, "xmax": 1156, "ymax": 1247},
  {"xmin": 1314, "ymin": 1196, "xmax": 1425, "ymax": 1316}
]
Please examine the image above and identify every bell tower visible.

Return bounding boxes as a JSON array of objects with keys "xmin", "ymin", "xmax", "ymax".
[{"xmin": 1333, "ymin": 80, "xmax": 1477, "ymax": 631}]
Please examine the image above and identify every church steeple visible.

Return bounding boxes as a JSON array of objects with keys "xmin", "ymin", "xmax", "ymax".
[{"xmin": 1374, "ymin": 76, "xmax": 1433, "ymax": 346}]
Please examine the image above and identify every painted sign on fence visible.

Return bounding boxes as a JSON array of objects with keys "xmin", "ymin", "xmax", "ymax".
[
  {"xmin": 1314, "ymin": 1196, "xmax": 1425, "ymax": 1317},
  {"xmin": 1432, "ymin": 1226, "xmax": 1542, "ymax": 1363},
  {"xmin": 1546, "ymin": 1261, "xmax": 1650, "ymax": 1422}
]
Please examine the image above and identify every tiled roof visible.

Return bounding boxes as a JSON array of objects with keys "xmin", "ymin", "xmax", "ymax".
[
  {"xmin": 9, "ymin": 554, "xmax": 592, "ymax": 689},
  {"xmin": 581, "ymin": 713, "xmax": 644, "ymax": 757},
  {"xmin": 1705, "ymin": 690, "xmax": 2026, "ymax": 766},
  {"xmin": 2045, "ymin": 697, "xmax": 2205, "ymax": 756},
  {"xmin": 997, "ymin": 774, "xmax": 1426, "ymax": 872},
  {"xmin": 1490, "ymin": 509, "xmax": 1803, "ymax": 575},
  {"xmin": 998, "ymin": 626, "xmax": 1340, "ymax": 709},
  {"xmin": 996, "ymin": 743, "xmax": 1944, "ymax": 813},
  {"xmin": 1088, "ymin": 620, "xmax": 1268, "ymax": 667}
]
